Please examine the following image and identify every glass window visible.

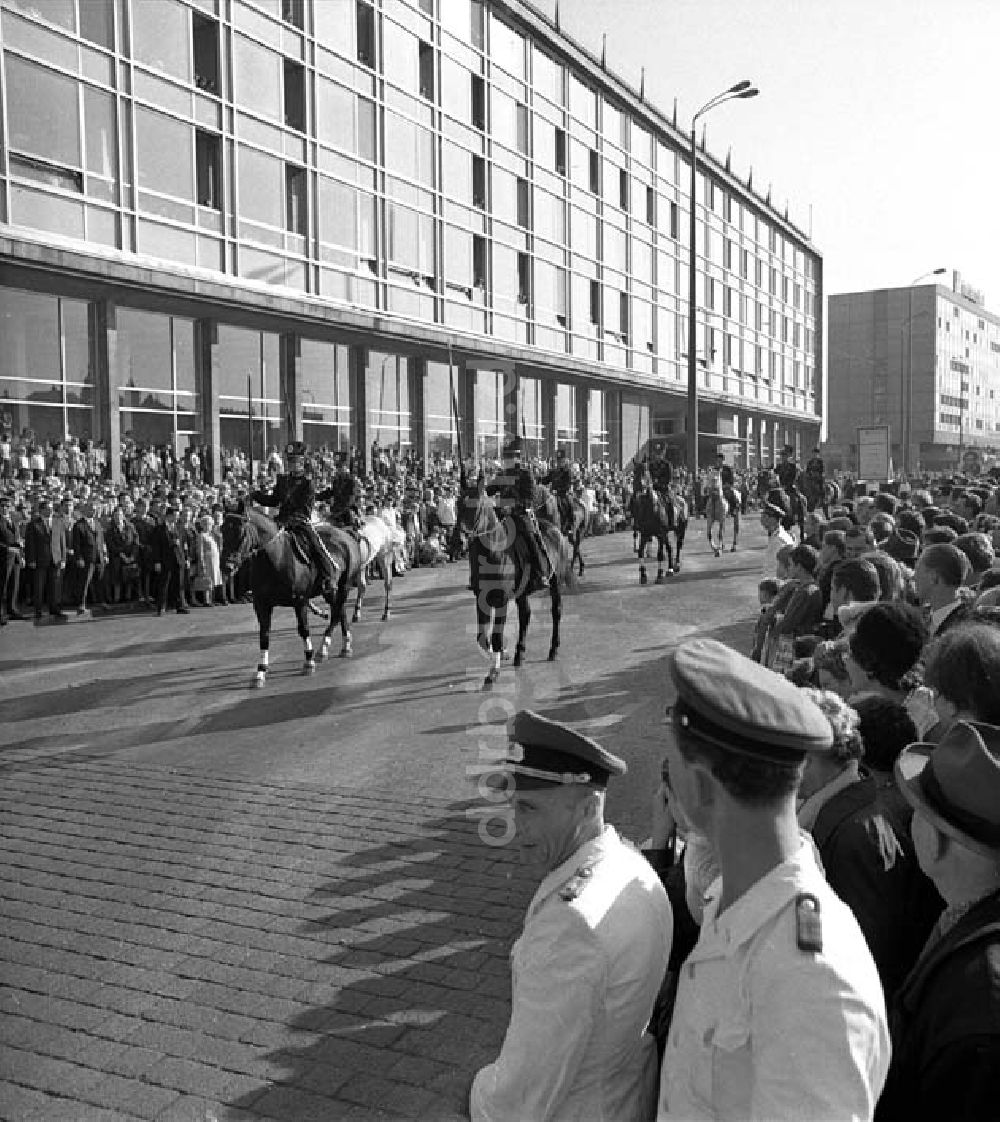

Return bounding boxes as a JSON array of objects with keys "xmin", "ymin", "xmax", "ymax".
[
  {"xmin": 234, "ymin": 35, "xmax": 282, "ymax": 121},
  {"xmin": 441, "ymin": 55, "xmax": 471, "ymax": 122},
  {"xmin": 555, "ymin": 383, "xmax": 577, "ymax": 451},
  {"xmin": 445, "ymin": 227, "xmax": 473, "ymax": 288},
  {"xmin": 136, "ymin": 108, "xmax": 193, "ymax": 202},
  {"xmin": 132, "ymin": 0, "xmax": 190, "ymax": 83},
  {"xmin": 424, "ymin": 360, "xmax": 459, "ymax": 458},
  {"xmin": 117, "ymin": 308, "xmax": 172, "ymax": 395},
  {"xmin": 383, "ymin": 19, "xmax": 420, "ymax": 96},
  {"xmin": 533, "ymin": 48, "xmax": 561, "ymax": 103},
  {"xmin": 474, "ymin": 368, "xmax": 504, "ymax": 457},
  {"xmin": 385, "ymin": 112, "xmax": 435, "ymax": 187},
  {"xmin": 6, "ymin": 57, "xmax": 80, "ymax": 168},
  {"xmin": 300, "ymin": 339, "xmax": 351, "ymax": 451},
  {"xmin": 366, "ymin": 352, "xmax": 411, "ymax": 450},
  {"xmin": 238, "ymin": 145, "xmax": 284, "ymax": 228},
  {"xmin": 314, "ymin": 0, "xmax": 354, "ymax": 49},
  {"xmin": 7, "ymin": 0, "xmax": 75, "ymax": 33},
  {"xmin": 84, "ymin": 86, "xmax": 117, "ymax": 190},
  {"xmin": 490, "ymin": 17, "xmax": 523, "ymax": 77}
]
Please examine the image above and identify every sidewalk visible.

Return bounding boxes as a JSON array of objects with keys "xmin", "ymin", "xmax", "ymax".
[{"xmin": 0, "ymin": 760, "xmax": 531, "ymax": 1121}]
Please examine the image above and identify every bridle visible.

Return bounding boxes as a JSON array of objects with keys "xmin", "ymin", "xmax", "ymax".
[{"xmin": 222, "ymin": 511, "xmax": 260, "ymax": 572}]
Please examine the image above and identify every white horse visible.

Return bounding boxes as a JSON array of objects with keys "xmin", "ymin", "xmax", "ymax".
[
  {"xmin": 704, "ymin": 480, "xmax": 739, "ymax": 556},
  {"xmin": 352, "ymin": 513, "xmax": 400, "ymax": 621}
]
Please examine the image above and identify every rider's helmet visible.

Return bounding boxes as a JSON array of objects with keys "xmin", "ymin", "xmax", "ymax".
[{"xmin": 285, "ymin": 440, "xmax": 307, "ymax": 474}]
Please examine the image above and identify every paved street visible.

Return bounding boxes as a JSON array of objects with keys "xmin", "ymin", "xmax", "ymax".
[{"xmin": 1, "ymin": 521, "xmax": 764, "ymax": 1121}]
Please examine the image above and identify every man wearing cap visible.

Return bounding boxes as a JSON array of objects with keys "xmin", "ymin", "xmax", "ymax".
[
  {"xmin": 250, "ymin": 441, "xmax": 338, "ymax": 595},
  {"xmin": 760, "ymin": 499, "xmax": 795, "ymax": 581},
  {"xmin": 487, "ymin": 438, "xmax": 551, "ymax": 588},
  {"xmin": 656, "ymin": 639, "xmax": 890, "ymax": 1121},
  {"xmin": 877, "ymin": 721, "xmax": 1000, "ymax": 1121},
  {"xmin": 804, "ymin": 445, "xmax": 827, "ymax": 515},
  {"xmin": 541, "ymin": 448, "xmax": 575, "ymax": 534},
  {"xmin": 470, "ymin": 710, "xmax": 672, "ymax": 1122}
]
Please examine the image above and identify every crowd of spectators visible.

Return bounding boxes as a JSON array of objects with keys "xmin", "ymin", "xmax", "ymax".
[{"xmin": 0, "ymin": 432, "xmax": 639, "ymax": 623}]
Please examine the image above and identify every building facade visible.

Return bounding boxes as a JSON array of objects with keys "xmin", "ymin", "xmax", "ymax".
[
  {"xmin": 827, "ymin": 276, "xmax": 1000, "ymax": 475},
  {"xmin": 0, "ymin": 0, "xmax": 823, "ymax": 482}
]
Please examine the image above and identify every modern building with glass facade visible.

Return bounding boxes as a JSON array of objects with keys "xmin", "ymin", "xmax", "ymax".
[
  {"xmin": 0, "ymin": 0, "xmax": 823, "ymax": 481},
  {"xmin": 827, "ymin": 275, "xmax": 1000, "ymax": 474}
]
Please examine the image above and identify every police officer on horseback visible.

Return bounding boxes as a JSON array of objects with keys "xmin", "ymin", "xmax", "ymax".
[
  {"xmin": 542, "ymin": 447, "xmax": 574, "ymax": 533},
  {"xmin": 250, "ymin": 441, "xmax": 339, "ymax": 595},
  {"xmin": 489, "ymin": 437, "xmax": 551, "ymax": 586},
  {"xmin": 326, "ymin": 456, "xmax": 364, "ymax": 531},
  {"xmin": 648, "ymin": 443, "xmax": 672, "ymax": 494},
  {"xmin": 804, "ymin": 445, "xmax": 827, "ymax": 514}
]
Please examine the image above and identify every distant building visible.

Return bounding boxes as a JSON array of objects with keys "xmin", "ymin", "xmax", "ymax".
[
  {"xmin": 827, "ymin": 274, "xmax": 1000, "ymax": 476},
  {"xmin": 0, "ymin": 0, "xmax": 822, "ymax": 480}
]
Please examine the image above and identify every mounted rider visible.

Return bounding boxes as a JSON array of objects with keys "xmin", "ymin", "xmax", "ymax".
[
  {"xmin": 541, "ymin": 447, "xmax": 575, "ymax": 533},
  {"xmin": 648, "ymin": 443, "xmax": 673, "ymax": 495},
  {"xmin": 488, "ymin": 436, "xmax": 552, "ymax": 587},
  {"xmin": 714, "ymin": 452, "xmax": 740, "ymax": 515},
  {"xmin": 775, "ymin": 444, "xmax": 801, "ymax": 499},
  {"xmin": 250, "ymin": 441, "xmax": 339, "ymax": 595},
  {"xmin": 804, "ymin": 445, "xmax": 827, "ymax": 513},
  {"xmin": 326, "ymin": 456, "xmax": 364, "ymax": 531}
]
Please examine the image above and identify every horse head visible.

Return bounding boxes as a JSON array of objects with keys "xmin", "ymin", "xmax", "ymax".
[{"xmin": 220, "ymin": 509, "xmax": 252, "ymax": 576}]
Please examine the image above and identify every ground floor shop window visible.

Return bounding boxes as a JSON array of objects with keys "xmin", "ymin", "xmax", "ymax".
[
  {"xmin": 0, "ymin": 285, "xmax": 95, "ymax": 445},
  {"xmin": 366, "ymin": 351, "xmax": 411, "ymax": 452}
]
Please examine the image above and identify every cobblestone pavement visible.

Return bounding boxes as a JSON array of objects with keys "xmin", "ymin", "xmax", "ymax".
[
  {"xmin": 1, "ymin": 762, "xmax": 531, "ymax": 1120},
  {"xmin": 1, "ymin": 525, "xmax": 763, "ymax": 1119}
]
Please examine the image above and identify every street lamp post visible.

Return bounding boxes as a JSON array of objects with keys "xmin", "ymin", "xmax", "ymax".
[
  {"xmin": 686, "ymin": 80, "xmax": 759, "ymax": 477},
  {"xmin": 901, "ymin": 267, "xmax": 946, "ymax": 476}
]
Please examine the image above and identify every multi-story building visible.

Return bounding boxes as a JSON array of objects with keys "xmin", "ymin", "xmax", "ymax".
[
  {"xmin": 828, "ymin": 275, "xmax": 1000, "ymax": 475},
  {"xmin": 0, "ymin": 0, "xmax": 823, "ymax": 482}
]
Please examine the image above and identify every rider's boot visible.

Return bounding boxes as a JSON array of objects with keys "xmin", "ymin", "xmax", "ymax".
[{"xmin": 316, "ymin": 548, "xmax": 339, "ymax": 596}]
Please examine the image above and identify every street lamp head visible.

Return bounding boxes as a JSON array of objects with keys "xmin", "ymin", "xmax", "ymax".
[
  {"xmin": 728, "ymin": 79, "xmax": 754, "ymax": 93},
  {"xmin": 739, "ymin": 87, "xmax": 760, "ymax": 100},
  {"xmin": 931, "ymin": 267, "xmax": 946, "ymax": 276}
]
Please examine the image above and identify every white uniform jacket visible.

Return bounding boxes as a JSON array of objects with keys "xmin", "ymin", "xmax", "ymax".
[
  {"xmin": 657, "ymin": 838, "xmax": 890, "ymax": 1122},
  {"xmin": 761, "ymin": 525, "xmax": 795, "ymax": 582},
  {"xmin": 471, "ymin": 826, "xmax": 673, "ymax": 1122}
]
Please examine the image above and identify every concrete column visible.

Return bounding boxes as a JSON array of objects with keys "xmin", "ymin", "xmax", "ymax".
[
  {"xmin": 575, "ymin": 384, "xmax": 589, "ymax": 463},
  {"xmin": 92, "ymin": 300, "xmax": 118, "ymax": 483},
  {"xmin": 500, "ymin": 361, "xmax": 518, "ymax": 445},
  {"xmin": 350, "ymin": 344, "xmax": 367, "ymax": 472},
  {"xmin": 281, "ymin": 333, "xmax": 301, "ymax": 443},
  {"xmin": 195, "ymin": 319, "xmax": 220, "ymax": 485},
  {"xmin": 409, "ymin": 356, "xmax": 426, "ymax": 468},
  {"xmin": 606, "ymin": 386, "xmax": 621, "ymax": 467},
  {"xmin": 459, "ymin": 356, "xmax": 475, "ymax": 462},
  {"xmin": 541, "ymin": 377, "xmax": 557, "ymax": 457}
]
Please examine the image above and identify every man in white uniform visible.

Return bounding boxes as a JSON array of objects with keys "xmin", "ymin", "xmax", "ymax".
[
  {"xmin": 656, "ymin": 639, "xmax": 890, "ymax": 1121},
  {"xmin": 471, "ymin": 710, "xmax": 673, "ymax": 1122},
  {"xmin": 760, "ymin": 500, "xmax": 795, "ymax": 581}
]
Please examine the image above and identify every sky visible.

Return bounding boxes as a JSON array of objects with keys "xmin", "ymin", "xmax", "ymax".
[{"xmin": 533, "ymin": 0, "xmax": 1000, "ymax": 305}]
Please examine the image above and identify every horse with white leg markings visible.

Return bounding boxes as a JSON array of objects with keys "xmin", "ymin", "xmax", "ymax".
[
  {"xmin": 220, "ymin": 505, "xmax": 362, "ymax": 687},
  {"xmin": 351, "ymin": 512, "xmax": 400, "ymax": 622},
  {"xmin": 633, "ymin": 484, "xmax": 688, "ymax": 583},
  {"xmin": 705, "ymin": 480, "xmax": 739, "ymax": 557},
  {"xmin": 458, "ymin": 473, "xmax": 576, "ymax": 690}
]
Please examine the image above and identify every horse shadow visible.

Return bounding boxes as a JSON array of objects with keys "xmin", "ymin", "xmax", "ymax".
[{"xmin": 225, "ymin": 798, "xmax": 535, "ymax": 1120}]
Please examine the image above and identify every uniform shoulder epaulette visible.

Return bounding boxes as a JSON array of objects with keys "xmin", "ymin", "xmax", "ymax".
[{"xmin": 559, "ymin": 857, "xmax": 598, "ymax": 902}]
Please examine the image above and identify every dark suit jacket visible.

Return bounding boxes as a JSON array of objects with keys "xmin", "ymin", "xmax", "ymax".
[
  {"xmin": 876, "ymin": 889, "xmax": 1000, "ymax": 1122},
  {"xmin": 71, "ymin": 519, "xmax": 103, "ymax": 567},
  {"xmin": 812, "ymin": 775, "xmax": 943, "ymax": 1003},
  {"xmin": 0, "ymin": 515, "xmax": 22, "ymax": 558},
  {"xmin": 151, "ymin": 522, "xmax": 189, "ymax": 570},
  {"xmin": 24, "ymin": 516, "xmax": 69, "ymax": 568}
]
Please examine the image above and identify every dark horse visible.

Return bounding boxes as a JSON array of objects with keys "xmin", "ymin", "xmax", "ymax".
[
  {"xmin": 633, "ymin": 486, "xmax": 689, "ymax": 583},
  {"xmin": 220, "ymin": 507, "xmax": 362, "ymax": 687},
  {"xmin": 536, "ymin": 484, "xmax": 588, "ymax": 576},
  {"xmin": 459, "ymin": 479, "xmax": 575, "ymax": 690}
]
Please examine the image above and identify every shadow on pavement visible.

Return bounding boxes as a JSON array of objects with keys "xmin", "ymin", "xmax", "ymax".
[{"xmin": 227, "ymin": 802, "xmax": 533, "ymax": 1120}]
